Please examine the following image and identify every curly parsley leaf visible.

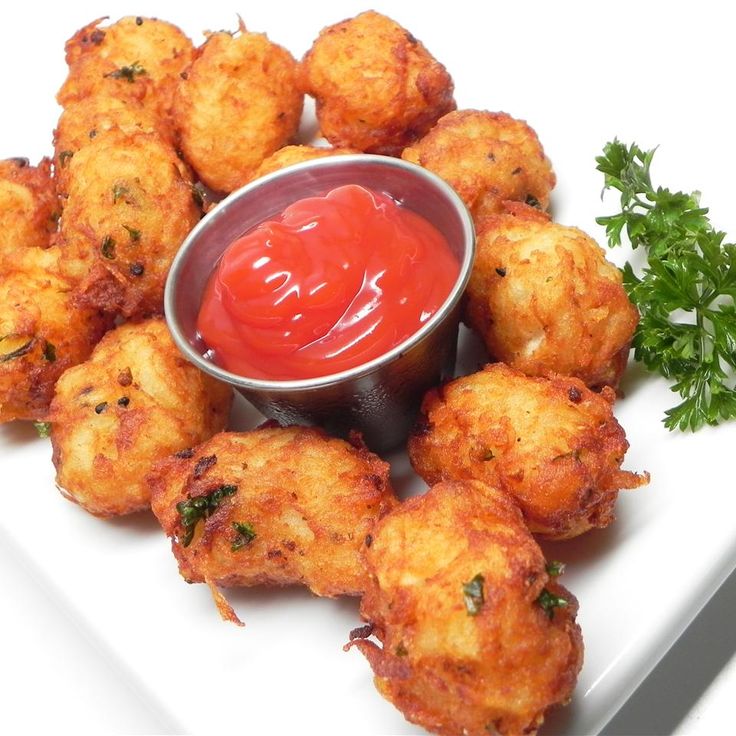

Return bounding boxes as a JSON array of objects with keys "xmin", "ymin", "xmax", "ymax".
[{"xmin": 597, "ymin": 140, "xmax": 736, "ymax": 431}]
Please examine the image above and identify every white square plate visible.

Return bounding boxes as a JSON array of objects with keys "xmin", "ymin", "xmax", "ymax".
[{"xmin": 2, "ymin": 2, "xmax": 735, "ymax": 734}]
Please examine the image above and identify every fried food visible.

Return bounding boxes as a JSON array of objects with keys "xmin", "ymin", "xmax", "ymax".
[
  {"xmin": 409, "ymin": 363, "xmax": 649, "ymax": 539},
  {"xmin": 301, "ymin": 10, "xmax": 455, "ymax": 155},
  {"xmin": 0, "ymin": 246, "xmax": 110, "ymax": 423},
  {"xmin": 401, "ymin": 110, "xmax": 555, "ymax": 224},
  {"xmin": 148, "ymin": 426, "xmax": 397, "ymax": 606},
  {"xmin": 59, "ymin": 16, "xmax": 194, "ymax": 118},
  {"xmin": 49, "ymin": 318, "xmax": 232, "ymax": 517},
  {"xmin": 53, "ymin": 96, "xmax": 172, "ymax": 196},
  {"xmin": 173, "ymin": 22, "xmax": 303, "ymax": 193},
  {"xmin": 348, "ymin": 479, "xmax": 583, "ymax": 736},
  {"xmin": 0, "ymin": 158, "xmax": 58, "ymax": 258},
  {"xmin": 58, "ymin": 128, "xmax": 200, "ymax": 319},
  {"xmin": 249, "ymin": 144, "xmax": 359, "ymax": 181},
  {"xmin": 465, "ymin": 203, "xmax": 639, "ymax": 389}
]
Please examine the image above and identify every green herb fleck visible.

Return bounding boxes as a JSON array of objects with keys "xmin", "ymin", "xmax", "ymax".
[
  {"xmin": 231, "ymin": 521, "xmax": 256, "ymax": 551},
  {"xmin": 43, "ymin": 341, "xmax": 56, "ymax": 362},
  {"xmin": 33, "ymin": 421, "xmax": 51, "ymax": 438},
  {"xmin": 112, "ymin": 183, "xmax": 130, "ymax": 203},
  {"xmin": 545, "ymin": 560, "xmax": 566, "ymax": 578},
  {"xmin": 190, "ymin": 182, "xmax": 206, "ymax": 208},
  {"xmin": 462, "ymin": 573, "xmax": 485, "ymax": 616},
  {"xmin": 104, "ymin": 61, "xmax": 146, "ymax": 83},
  {"xmin": 177, "ymin": 484, "xmax": 238, "ymax": 547},
  {"xmin": 597, "ymin": 140, "xmax": 736, "ymax": 431},
  {"xmin": 481, "ymin": 449, "xmax": 495, "ymax": 461},
  {"xmin": 101, "ymin": 236, "xmax": 116, "ymax": 259},
  {"xmin": 536, "ymin": 588, "xmax": 568, "ymax": 619},
  {"xmin": 395, "ymin": 642, "xmax": 408, "ymax": 657},
  {"xmin": 122, "ymin": 224, "xmax": 141, "ymax": 242},
  {"xmin": 58, "ymin": 150, "xmax": 74, "ymax": 168},
  {"xmin": 0, "ymin": 336, "xmax": 34, "ymax": 363}
]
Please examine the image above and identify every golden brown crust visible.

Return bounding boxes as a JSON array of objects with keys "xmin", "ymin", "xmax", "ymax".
[
  {"xmin": 59, "ymin": 16, "xmax": 194, "ymax": 119},
  {"xmin": 465, "ymin": 209, "xmax": 639, "ymax": 389},
  {"xmin": 173, "ymin": 25, "xmax": 303, "ymax": 193},
  {"xmin": 301, "ymin": 10, "xmax": 455, "ymax": 155},
  {"xmin": 409, "ymin": 363, "xmax": 649, "ymax": 539},
  {"xmin": 49, "ymin": 318, "xmax": 232, "ymax": 517},
  {"xmin": 53, "ymin": 96, "xmax": 174, "ymax": 197},
  {"xmin": 57, "ymin": 128, "xmax": 200, "ymax": 319},
  {"xmin": 352, "ymin": 479, "xmax": 584, "ymax": 735},
  {"xmin": 148, "ymin": 426, "xmax": 398, "ymax": 598},
  {"xmin": 248, "ymin": 144, "xmax": 360, "ymax": 181},
  {"xmin": 0, "ymin": 158, "xmax": 59, "ymax": 257},
  {"xmin": 0, "ymin": 246, "xmax": 110, "ymax": 423},
  {"xmin": 401, "ymin": 110, "xmax": 555, "ymax": 226}
]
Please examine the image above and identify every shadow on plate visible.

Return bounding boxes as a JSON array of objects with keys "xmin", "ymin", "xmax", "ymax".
[
  {"xmin": 105, "ymin": 508, "xmax": 162, "ymax": 536},
  {"xmin": 539, "ymin": 519, "xmax": 625, "ymax": 574},
  {"xmin": 0, "ymin": 420, "xmax": 49, "ymax": 447},
  {"xmin": 223, "ymin": 581, "xmax": 361, "ymax": 619}
]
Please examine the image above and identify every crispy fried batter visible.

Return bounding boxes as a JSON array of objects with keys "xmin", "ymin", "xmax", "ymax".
[
  {"xmin": 49, "ymin": 318, "xmax": 232, "ymax": 517},
  {"xmin": 301, "ymin": 10, "xmax": 455, "ymax": 155},
  {"xmin": 58, "ymin": 128, "xmax": 200, "ymax": 319},
  {"xmin": 349, "ymin": 479, "xmax": 583, "ymax": 736},
  {"xmin": 59, "ymin": 16, "xmax": 193, "ymax": 118},
  {"xmin": 249, "ymin": 144, "xmax": 359, "ymax": 181},
  {"xmin": 402, "ymin": 110, "xmax": 555, "ymax": 225},
  {"xmin": 409, "ymin": 364, "xmax": 648, "ymax": 539},
  {"xmin": 173, "ymin": 22, "xmax": 303, "ymax": 193},
  {"xmin": 0, "ymin": 246, "xmax": 110, "ymax": 423},
  {"xmin": 0, "ymin": 158, "xmax": 58, "ymax": 257},
  {"xmin": 465, "ymin": 204, "xmax": 639, "ymax": 389},
  {"xmin": 148, "ymin": 426, "xmax": 397, "ymax": 601},
  {"xmin": 58, "ymin": 52, "xmax": 157, "ymax": 110},
  {"xmin": 53, "ymin": 96, "xmax": 173, "ymax": 196}
]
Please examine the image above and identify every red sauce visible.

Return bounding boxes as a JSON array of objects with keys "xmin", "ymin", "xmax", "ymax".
[{"xmin": 197, "ymin": 184, "xmax": 458, "ymax": 380}]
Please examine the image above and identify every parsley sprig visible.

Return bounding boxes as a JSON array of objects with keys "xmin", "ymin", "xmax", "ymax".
[{"xmin": 597, "ymin": 140, "xmax": 736, "ymax": 431}]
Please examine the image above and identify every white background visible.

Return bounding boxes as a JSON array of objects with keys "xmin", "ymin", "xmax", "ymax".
[{"xmin": 1, "ymin": 1, "xmax": 735, "ymax": 734}]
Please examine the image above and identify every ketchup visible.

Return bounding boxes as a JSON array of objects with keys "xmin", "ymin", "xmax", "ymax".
[{"xmin": 197, "ymin": 184, "xmax": 458, "ymax": 380}]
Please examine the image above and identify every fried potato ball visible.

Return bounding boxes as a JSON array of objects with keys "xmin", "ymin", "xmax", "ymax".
[
  {"xmin": 465, "ymin": 204, "xmax": 639, "ymax": 389},
  {"xmin": 59, "ymin": 16, "xmax": 194, "ymax": 118},
  {"xmin": 148, "ymin": 427, "xmax": 397, "ymax": 604},
  {"xmin": 409, "ymin": 363, "xmax": 649, "ymax": 539},
  {"xmin": 348, "ymin": 479, "xmax": 583, "ymax": 736},
  {"xmin": 173, "ymin": 22, "xmax": 303, "ymax": 193},
  {"xmin": 301, "ymin": 10, "xmax": 455, "ymax": 155},
  {"xmin": 57, "ymin": 52, "xmax": 157, "ymax": 110},
  {"xmin": 0, "ymin": 247, "xmax": 109, "ymax": 423},
  {"xmin": 0, "ymin": 158, "xmax": 58, "ymax": 257},
  {"xmin": 59, "ymin": 128, "xmax": 200, "ymax": 319},
  {"xmin": 49, "ymin": 318, "xmax": 232, "ymax": 517},
  {"xmin": 53, "ymin": 96, "xmax": 173, "ymax": 196},
  {"xmin": 402, "ymin": 110, "xmax": 555, "ymax": 224},
  {"xmin": 249, "ymin": 144, "xmax": 359, "ymax": 181}
]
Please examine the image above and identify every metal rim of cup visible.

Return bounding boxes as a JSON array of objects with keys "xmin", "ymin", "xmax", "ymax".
[{"xmin": 164, "ymin": 154, "xmax": 475, "ymax": 392}]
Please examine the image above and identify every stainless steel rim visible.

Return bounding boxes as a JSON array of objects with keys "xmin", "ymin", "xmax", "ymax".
[{"xmin": 164, "ymin": 154, "xmax": 475, "ymax": 392}]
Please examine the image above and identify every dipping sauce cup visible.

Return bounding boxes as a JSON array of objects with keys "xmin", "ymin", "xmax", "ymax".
[{"xmin": 165, "ymin": 155, "xmax": 474, "ymax": 452}]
